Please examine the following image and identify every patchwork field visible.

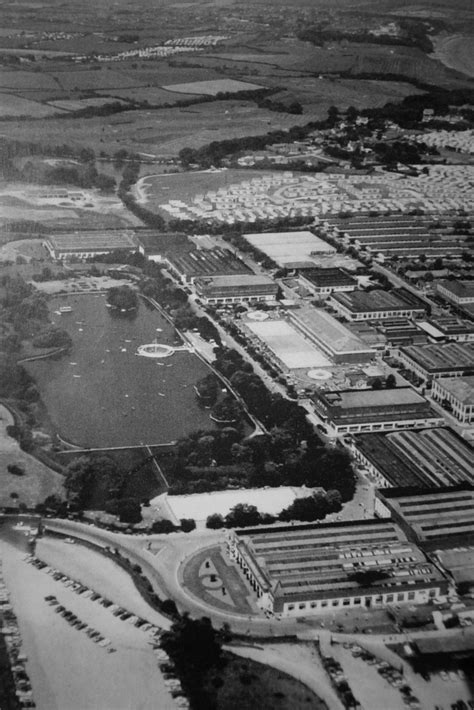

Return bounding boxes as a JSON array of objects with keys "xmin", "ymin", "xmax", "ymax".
[
  {"xmin": 162, "ymin": 78, "xmax": 263, "ymax": 95},
  {"xmin": 3, "ymin": 101, "xmax": 317, "ymax": 157},
  {"xmin": 0, "ymin": 92, "xmax": 65, "ymax": 117}
]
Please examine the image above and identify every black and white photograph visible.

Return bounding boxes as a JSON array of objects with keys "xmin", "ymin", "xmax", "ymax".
[{"xmin": 0, "ymin": 0, "xmax": 473, "ymax": 708}]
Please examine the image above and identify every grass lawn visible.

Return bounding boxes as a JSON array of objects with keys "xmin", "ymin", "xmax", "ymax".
[
  {"xmin": 204, "ymin": 651, "xmax": 327, "ymax": 710},
  {"xmin": 0, "ymin": 405, "xmax": 64, "ymax": 509}
]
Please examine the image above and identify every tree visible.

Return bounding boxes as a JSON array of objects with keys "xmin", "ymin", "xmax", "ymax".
[
  {"xmin": 151, "ymin": 519, "xmax": 177, "ymax": 534},
  {"xmin": 161, "ymin": 614, "xmax": 222, "ymax": 674},
  {"xmin": 7, "ymin": 463, "xmax": 24, "ymax": 476},
  {"xmin": 279, "ymin": 491, "xmax": 332, "ymax": 522},
  {"xmin": 180, "ymin": 518, "xmax": 196, "ymax": 533},
  {"xmin": 116, "ymin": 497, "xmax": 142, "ymax": 524},
  {"xmin": 106, "ymin": 285, "xmax": 138, "ymax": 311},
  {"xmin": 385, "ymin": 373, "xmax": 396, "ymax": 389},
  {"xmin": 206, "ymin": 513, "xmax": 225, "ymax": 529},
  {"xmin": 195, "ymin": 374, "xmax": 219, "ymax": 405},
  {"xmin": 211, "ymin": 395, "xmax": 243, "ymax": 424},
  {"xmin": 225, "ymin": 503, "xmax": 263, "ymax": 528},
  {"xmin": 371, "ymin": 377, "xmax": 383, "ymax": 390}
]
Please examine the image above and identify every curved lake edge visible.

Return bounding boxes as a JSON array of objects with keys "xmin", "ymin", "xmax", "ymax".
[{"xmin": 24, "ymin": 293, "xmax": 223, "ymax": 449}]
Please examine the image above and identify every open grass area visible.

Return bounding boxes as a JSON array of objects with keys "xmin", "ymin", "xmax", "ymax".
[
  {"xmin": 204, "ymin": 651, "xmax": 327, "ymax": 710},
  {"xmin": 2, "ymin": 101, "xmax": 315, "ymax": 157},
  {"xmin": 0, "ymin": 405, "xmax": 64, "ymax": 509},
  {"xmin": 135, "ymin": 168, "xmax": 275, "ymax": 210},
  {"xmin": 0, "ymin": 92, "xmax": 65, "ymax": 117}
]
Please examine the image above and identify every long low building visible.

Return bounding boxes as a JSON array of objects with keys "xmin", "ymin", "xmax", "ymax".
[
  {"xmin": 246, "ymin": 318, "xmax": 332, "ymax": 370},
  {"xmin": 376, "ymin": 487, "xmax": 474, "ymax": 549},
  {"xmin": 398, "ymin": 342, "xmax": 474, "ymax": 383},
  {"xmin": 194, "ymin": 274, "xmax": 278, "ymax": 305},
  {"xmin": 352, "ymin": 428, "xmax": 474, "ymax": 488},
  {"xmin": 44, "ymin": 231, "xmax": 138, "ymax": 260},
  {"xmin": 289, "ymin": 306, "xmax": 375, "ymax": 364},
  {"xmin": 243, "ymin": 230, "xmax": 336, "ymax": 269},
  {"xmin": 417, "ymin": 316, "xmax": 474, "ymax": 343},
  {"xmin": 330, "ymin": 288, "xmax": 426, "ymax": 322},
  {"xmin": 166, "ymin": 247, "xmax": 251, "ymax": 284},
  {"xmin": 312, "ymin": 387, "xmax": 444, "ymax": 434},
  {"xmin": 431, "ymin": 375, "xmax": 474, "ymax": 424},
  {"xmin": 227, "ymin": 520, "xmax": 448, "ymax": 617}
]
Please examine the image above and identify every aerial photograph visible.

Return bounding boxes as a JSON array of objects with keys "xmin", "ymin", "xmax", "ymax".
[{"xmin": 0, "ymin": 0, "xmax": 474, "ymax": 708}]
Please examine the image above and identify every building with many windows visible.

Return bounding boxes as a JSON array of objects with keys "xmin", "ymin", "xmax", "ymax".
[
  {"xmin": 397, "ymin": 342, "xmax": 474, "ymax": 383},
  {"xmin": 298, "ymin": 268, "xmax": 357, "ymax": 298},
  {"xmin": 194, "ymin": 274, "xmax": 278, "ymax": 305},
  {"xmin": 44, "ymin": 231, "xmax": 138, "ymax": 260},
  {"xmin": 227, "ymin": 520, "xmax": 448, "ymax": 617},
  {"xmin": 351, "ymin": 427, "xmax": 474, "ymax": 488},
  {"xmin": 436, "ymin": 280, "xmax": 474, "ymax": 306},
  {"xmin": 330, "ymin": 288, "xmax": 426, "ymax": 322},
  {"xmin": 311, "ymin": 387, "xmax": 444, "ymax": 435},
  {"xmin": 431, "ymin": 376, "xmax": 474, "ymax": 424},
  {"xmin": 165, "ymin": 247, "xmax": 251, "ymax": 285},
  {"xmin": 417, "ymin": 316, "xmax": 474, "ymax": 343},
  {"xmin": 375, "ymin": 487, "xmax": 474, "ymax": 550}
]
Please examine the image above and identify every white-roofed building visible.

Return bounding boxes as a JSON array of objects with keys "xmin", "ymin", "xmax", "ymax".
[{"xmin": 149, "ymin": 486, "xmax": 316, "ymax": 527}]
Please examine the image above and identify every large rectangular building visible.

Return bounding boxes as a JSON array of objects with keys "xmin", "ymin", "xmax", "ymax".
[
  {"xmin": 398, "ymin": 342, "xmax": 474, "ymax": 382},
  {"xmin": 436, "ymin": 280, "xmax": 474, "ymax": 306},
  {"xmin": 227, "ymin": 520, "xmax": 448, "ymax": 617},
  {"xmin": 246, "ymin": 319, "xmax": 332, "ymax": 370},
  {"xmin": 44, "ymin": 231, "xmax": 138, "ymax": 260},
  {"xmin": 330, "ymin": 288, "xmax": 426, "ymax": 322},
  {"xmin": 289, "ymin": 306, "xmax": 375, "ymax": 364},
  {"xmin": 352, "ymin": 428, "xmax": 474, "ymax": 489},
  {"xmin": 243, "ymin": 231, "xmax": 336, "ymax": 269},
  {"xmin": 299, "ymin": 267, "xmax": 357, "ymax": 297},
  {"xmin": 166, "ymin": 247, "xmax": 251, "ymax": 284},
  {"xmin": 417, "ymin": 316, "xmax": 474, "ymax": 344},
  {"xmin": 377, "ymin": 487, "xmax": 474, "ymax": 549},
  {"xmin": 431, "ymin": 376, "xmax": 474, "ymax": 424},
  {"xmin": 312, "ymin": 387, "xmax": 444, "ymax": 434},
  {"xmin": 194, "ymin": 274, "xmax": 278, "ymax": 305}
]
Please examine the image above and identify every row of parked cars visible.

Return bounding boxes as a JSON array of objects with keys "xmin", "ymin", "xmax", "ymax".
[
  {"xmin": 45, "ymin": 595, "xmax": 116, "ymax": 651},
  {"xmin": 0, "ymin": 559, "xmax": 35, "ymax": 708},
  {"xmin": 26, "ymin": 553, "xmax": 191, "ymax": 709},
  {"xmin": 153, "ymin": 642, "xmax": 190, "ymax": 709},
  {"xmin": 26, "ymin": 555, "xmax": 157, "ymax": 631},
  {"xmin": 347, "ymin": 643, "xmax": 421, "ymax": 710}
]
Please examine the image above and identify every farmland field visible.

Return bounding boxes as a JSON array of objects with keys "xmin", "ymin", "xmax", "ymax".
[
  {"xmin": 0, "ymin": 68, "xmax": 60, "ymax": 90},
  {"xmin": 162, "ymin": 78, "xmax": 263, "ymax": 95},
  {"xmin": 99, "ymin": 86, "xmax": 203, "ymax": 104},
  {"xmin": 47, "ymin": 97, "xmax": 129, "ymax": 111},
  {"xmin": 0, "ymin": 93, "xmax": 65, "ymax": 117},
  {"xmin": 2, "ymin": 101, "xmax": 318, "ymax": 157}
]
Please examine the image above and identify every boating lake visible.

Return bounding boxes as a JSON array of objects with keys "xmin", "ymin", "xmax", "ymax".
[{"xmin": 26, "ymin": 294, "xmax": 216, "ymax": 448}]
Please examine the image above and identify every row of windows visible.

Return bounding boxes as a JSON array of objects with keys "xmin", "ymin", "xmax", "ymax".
[{"xmin": 285, "ymin": 588, "xmax": 436, "ymax": 612}]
